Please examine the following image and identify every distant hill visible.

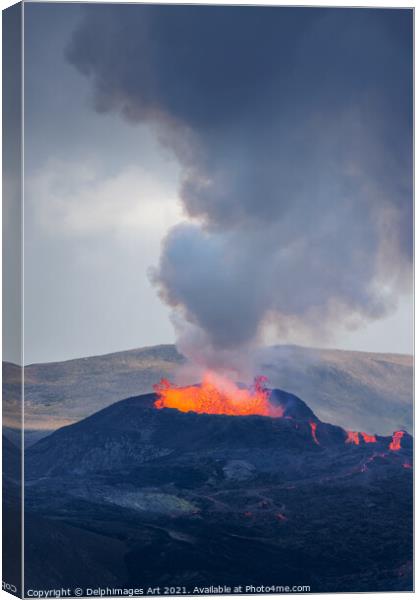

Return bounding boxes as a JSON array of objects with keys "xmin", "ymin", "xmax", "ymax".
[
  {"xmin": 257, "ymin": 345, "xmax": 413, "ymax": 435},
  {"xmin": 3, "ymin": 345, "xmax": 183, "ymax": 434},
  {"xmin": 2, "ymin": 344, "xmax": 412, "ymax": 438}
]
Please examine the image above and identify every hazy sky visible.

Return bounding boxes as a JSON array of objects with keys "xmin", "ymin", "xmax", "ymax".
[{"xmin": 21, "ymin": 4, "xmax": 413, "ymax": 365}]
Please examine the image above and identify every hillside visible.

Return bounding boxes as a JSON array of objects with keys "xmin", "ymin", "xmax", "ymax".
[{"xmin": 24, "ymin": 388, "xmax": 413, "ymax": 593}]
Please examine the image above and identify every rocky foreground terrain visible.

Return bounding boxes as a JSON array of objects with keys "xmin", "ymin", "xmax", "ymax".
[
  {"xmin": 2, "ymin": 344, "xmax": 413, "ymax": 438},
  {"xmin": 7, "ymin": 387, "xmax": 412, "ymax": 594}
]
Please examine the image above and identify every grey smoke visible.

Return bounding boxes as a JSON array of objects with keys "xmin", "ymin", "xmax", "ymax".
[{"xmin": 66, "ymin": 6, "xmax": 412, "ymax": 371}]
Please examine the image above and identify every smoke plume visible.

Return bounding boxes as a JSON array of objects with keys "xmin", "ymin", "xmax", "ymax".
[{"xmin": 66, "ymin": 6, "xmax": 412, "ymax": 375}]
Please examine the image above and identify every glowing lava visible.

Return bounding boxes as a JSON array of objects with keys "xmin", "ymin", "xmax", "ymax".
[
  {"xmin": 309, "ymin": 421, "xmax": 320, "ymax": 445},
  {"xmin": 153, "ymin": 373, "xmax": 284, "ymax": 417},
  {"xmin": 360, "ymin": 432, "xmax": 377, "ymax": 443},
  {"xmin": 346, "ymin": 431, "xmax": 360, "ymax": 445},
  {"xmin": 389, "ymin": 430, "xmax": 405, "ymax": 451}
]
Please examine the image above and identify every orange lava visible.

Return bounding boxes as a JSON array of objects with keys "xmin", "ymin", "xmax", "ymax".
[
  {"xmin": 346, "ymin": 431, "xmax": 360, "ymax": 445},
  {"xmin": 153, "ymin": 373, "xmax": 284, "ymax": 417},
  {"xmin": 360, "ymin": 432, "xmax": 377, "ymax": 443},
  {"xmin": 389, "ymin": 430, "xmax": 405, "ymax": 451},
  {"xmin": 309, "ymin": 421, "xmax": 320, "ymax": 445}
]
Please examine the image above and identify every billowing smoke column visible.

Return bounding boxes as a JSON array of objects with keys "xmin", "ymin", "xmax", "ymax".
[{"xmin": 66, "ymin": 6, "xmax": 412, "ymax": 375}]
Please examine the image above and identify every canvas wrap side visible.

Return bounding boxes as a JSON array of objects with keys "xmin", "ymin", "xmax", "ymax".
[{"xmin": 2, "ymin": 2, "xmax": 23, "ymax": 597}]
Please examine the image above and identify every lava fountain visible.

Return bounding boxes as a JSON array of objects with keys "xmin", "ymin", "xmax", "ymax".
[{"xmin": 153, "ymin": 373, "xmax": 284, "ymax": 417}]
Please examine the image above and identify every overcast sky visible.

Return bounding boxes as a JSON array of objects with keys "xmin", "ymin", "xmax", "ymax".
[{"xmin": 21, "ymin": 4, "xmax": 413, "ymax": 365}]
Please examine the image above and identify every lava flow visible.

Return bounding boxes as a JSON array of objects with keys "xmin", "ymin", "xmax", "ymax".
[
  {"xmin": 346, "ymin": 431, "xmax": 360, "ymax": 445},
  {"xmin": 360, "ymin": 432, "xmax": 377, "ymax": 443},
  {"xmin": 153, "ymin": 373, "xmax": 284, "ymax": 417},
  {"xmin": 346, "ymin": 430, "xmax": 377, "ymax": 445},
  {"xmin": 309, "ymin": 421, "xmax": 320, "ymax": 445},
  {"xmin": 389, "ymin": 430, "xmax": 405, "ymax": 451}
]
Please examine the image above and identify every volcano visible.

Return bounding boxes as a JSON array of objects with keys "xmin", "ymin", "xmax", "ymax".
[{"xmin": 24, "ymin": 386, "xmax": 412, "ymax": 593}]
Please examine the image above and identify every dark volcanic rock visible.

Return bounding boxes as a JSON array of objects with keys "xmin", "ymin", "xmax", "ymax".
[
  {"xmin": 24, "ymin": 388, "xmax": 413, "ymax": 593},
  {"xmin": 270, "ymin": 389, "xmax": 319, "ymax": 421}
]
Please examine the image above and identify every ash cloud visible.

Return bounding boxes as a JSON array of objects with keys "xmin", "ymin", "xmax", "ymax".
[{"xmin": 66, "ymin": 6, "xmax": 413, "ymax": 373}]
